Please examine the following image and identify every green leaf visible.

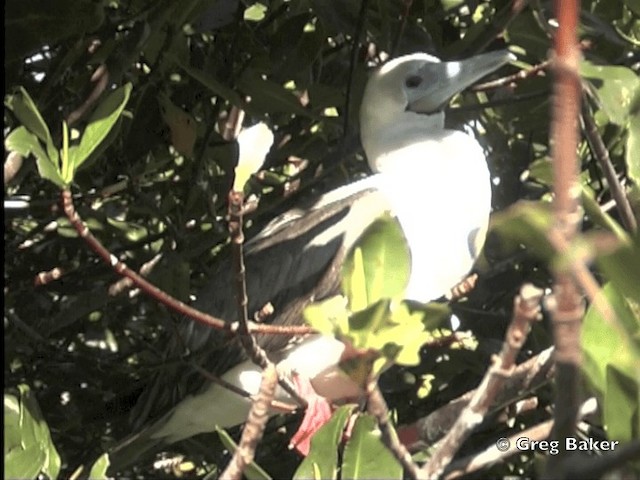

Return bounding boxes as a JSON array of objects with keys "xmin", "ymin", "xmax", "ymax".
[
  {"xmin": 215, "ymin": 427, "xmax": 272, "ymax": 480},
  {"xmin": 604, "ymin": 365, "xmax": 640, "ymax": 442},
  {"xmin": 88, "ymin": 453, "xmax": 110, "ymax": 479},
  {"xmin": 72, "ymin": 83, "xmax": 132, "ymax": 169},
  {"xmin": 237, "ymin": 69, "xmax": 313, "ymax": 117},
  {"xmin": 294, "ymin": 405, "xmax": 355, "ymax": 480},
  {"xmin": 5, "ymin": 87, "xmax": 54, "ymax": 150},
  {"xmin": 341, "ymin": 415, "xmax": 402, "ymax": 480},
  {"xmin": 171, "ymin": 54, "xmax": 244, "ymax": 106},
  {"xmin": 5, "ymin": 87, "xmax": 59, "ymax": 166},
  {"xmin": 4, "ymin": 385, "xmax": 61, "ymax": 480},
  {"xmin": 157, "ymin": 92, "xmax": 197, "ymax": 156},
  {"xmin": 596, "ymin": 234, "xmax": 640, "ymax": 302},
  {"xmin": 341, "ymin": 215, "xmax": 411, "ymax": 311},
  {"xmin": 5, "ymin": 126, "xmax": 64, "ymax": 187},
  {"xmin": 490, "ymin": 200, "xmax": 555, "ymax": 260},
  {"xmin": 303, "ymin": 296, "xmax": 350, "ymax": 335},
  {"xmin": 244, "ymin": 3, "xmax": 267, "ymax": 22},
  {"xmin": 627, "ymin": 106, "xmax": 640, "ymax": 184},
  {"xmin": 581, "ymin": 61, "xmax": 640, "ymax": 125},
  {"xmin": 581, "ymin": 283, "xmax": 640, "ymax": 441}
]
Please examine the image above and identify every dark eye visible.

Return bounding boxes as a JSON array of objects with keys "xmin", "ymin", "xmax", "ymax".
[{"xmin": 405, "ymin": 75, "xmax": 422, "ymax": 88}]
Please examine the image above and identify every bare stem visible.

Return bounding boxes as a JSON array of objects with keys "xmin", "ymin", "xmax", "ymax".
[{"xmin": 419, "ymin": 284, "xmax": 543, "ymax": 479}]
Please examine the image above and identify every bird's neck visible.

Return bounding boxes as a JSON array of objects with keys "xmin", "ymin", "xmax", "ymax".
[{"xmin": 361, "ymin": 111, "xmax": 449, "ymax": 173}]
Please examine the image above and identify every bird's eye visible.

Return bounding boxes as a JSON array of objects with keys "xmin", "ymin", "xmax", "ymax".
[{"xmin": 405, "ymin": 75, "xmax": 422, "ymax": 88}]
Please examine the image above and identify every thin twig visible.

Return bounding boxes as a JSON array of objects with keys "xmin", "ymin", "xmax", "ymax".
[
  {"xmin": 343, "ymin": 0, "xmax": 370, "ymax": 138},
  {"xmin": 66, "ymin": 64, "xmax": 110, "ymax": 126},
  {"xmin": 420, "ymin": 284, "xmax": 544, "ymax": 479},
  {"xmin": 581, "ymin": 98, "xmax": 637, "ymax": 232},
  {"xmin": 220, "ymin": 364, "xmax": 279, "ymax": 480},
  {"xmin": 472, "ymin": 60, "xmax": 551, "ymax": 91},
  {"xmin": 61, "ymin": 189, "xmax": 315, "ymax": 337},
  {"xmin": 367, "ymin": 379, "xmax": 421, "ymax": 480},
  {"xmin": 228, "ymin": 190, "xmax": 308, "ymax": 408},
  {"xmin": 391, "ymin": 0, "xmax": 414, "ymax": 58},
  {"xmin": 404, "ymin": 346, "xmax": 554, "ymax": 448},
  {"xmin": 443, "ymin": 398, "xmax": 598, "ymax": 479}
]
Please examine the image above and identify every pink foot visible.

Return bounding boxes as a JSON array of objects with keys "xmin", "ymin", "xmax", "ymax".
[{"xmin": 288, "ymin": 374, "xmax": 333, "ymax": 456}]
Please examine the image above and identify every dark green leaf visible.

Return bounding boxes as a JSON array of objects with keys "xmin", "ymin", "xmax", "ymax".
[{"xmin": 238, "ymin": 69, "xmax": 314, "ymax": 117}]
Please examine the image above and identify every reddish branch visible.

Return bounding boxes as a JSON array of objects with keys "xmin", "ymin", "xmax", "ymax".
[
  {"xmin": 60, "ymin": 189, "xmax": 314, "ymax": 336},
  {"xmin": 546, "ymin": 1, "xmax": 584, "ymax": 472}
]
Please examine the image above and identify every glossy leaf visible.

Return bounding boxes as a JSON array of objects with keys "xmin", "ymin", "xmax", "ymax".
[
  {"xmin": 4, "ymin": 126, "xmax": 64, "ymax": 187},
  {"xmin": 89, "ymin": 453, "xmax": 110, "ymax": 479},
  {"xmin": 294, "ymin": 405, "xmax": 355, "ymax": 480},
  {"xmin": 341, "ymin": 414, "xmax": 402, "ymax": 480},
  {"xmin": 72, "ymin": 83, "xmax": 132, "ymax": 169},
  {"xmin": 342, "ymin": 215, "xmax": 411, "ymax": 311},
  {"xmin": 4, "ymin": 385, "xmax": 61, "ymax": 480},
  {"xmin": 5, "ymin": 87, "xmax": 54, "ymax": 146},
  {"xmin": 5, "ymin": 87, "xmax": 59, "ymax": 167}
]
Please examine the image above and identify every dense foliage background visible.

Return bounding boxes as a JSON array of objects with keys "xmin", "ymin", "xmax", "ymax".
[{"xmin": 4, "ymin": 0, "xmax": 639, "ymax": 478}]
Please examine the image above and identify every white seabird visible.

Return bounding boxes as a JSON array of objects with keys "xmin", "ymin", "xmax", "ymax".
[{"xmin": 108, "ymin": 49, "xmax": 513, "ymax": 471}]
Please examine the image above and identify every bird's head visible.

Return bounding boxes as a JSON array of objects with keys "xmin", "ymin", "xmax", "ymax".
[{"xmin": 359, "ymin": 50, "xmax": 513, "ymax": 170}]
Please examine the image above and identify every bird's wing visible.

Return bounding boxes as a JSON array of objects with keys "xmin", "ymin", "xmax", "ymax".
[{"xmin": 130, "ymin": 176, "xmax": 390, "ymax": 427}]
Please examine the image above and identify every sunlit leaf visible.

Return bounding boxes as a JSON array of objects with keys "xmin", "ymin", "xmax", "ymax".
[
  {"xmin": 89, "ymin": 453, "xmax": 110, "ymax": 479},
  {"xmin": 4, "ymin": 126, "xmax": 64, "ymax": 187},
  {"xmin": 341, "ymin": 215, "xmax": 411, "ymax": 311},
  {"xmin": 4, "ymin": 385, "xmax": 61, "ymax": 480},
  {"xmin": 581, "ymin": 61, "xmax": 640, "ymax": 125},
  {"xmin": 73, "ymin": 83, "xmax": 132, "ymax": 169},
  {"xmin": 244, "ymin": 3, "xmax": 267, "ymax": 22}
]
